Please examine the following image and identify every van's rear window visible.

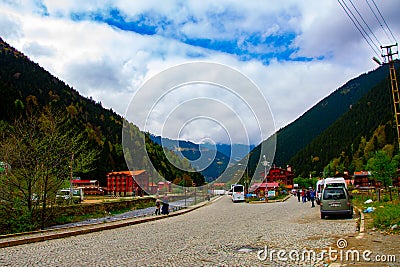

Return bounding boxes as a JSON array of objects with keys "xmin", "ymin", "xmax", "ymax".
[{"xmin": 323, "ymin": 188, "xmax": 346, "ymax": 200}]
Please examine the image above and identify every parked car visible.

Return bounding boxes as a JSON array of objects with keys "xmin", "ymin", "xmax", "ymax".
[
  {"xmin": 56, "ymin": 188, "xmax": 84, "ymax": 204},
  {"xmin": 320, "ymin": 186, "xmax": 353, "ymax": 219}
]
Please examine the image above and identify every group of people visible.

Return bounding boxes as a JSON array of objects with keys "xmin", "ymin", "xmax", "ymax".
[
  {"xmin": 296, "ymin": 187, "xmax": 316, "ymax": 207},
  {"xmin": 154, "ymin": 195, "xmax": 169, "ymax": 215}
]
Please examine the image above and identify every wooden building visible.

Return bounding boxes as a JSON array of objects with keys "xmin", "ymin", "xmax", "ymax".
[
  {"xmin": 259, "ymin": 166, "xmax": 294, "ymax": 189},
  {"xmin": 249, "ymin": 182, "xmax": 279, "ymax": 197},
  {"xmin": 157, "ymin": 181, "xmax": 172, "ymax": 194},
  {"xmin": 249, "ymin": 166, "xmax": 294, "ymax": 197},
  {"xmin": 70, "ymin": 179, "xmax": 105, "ymax": 195},
  {"xmin": 353, "ymin": 171, "xmax": 373, "ymax": 188}
]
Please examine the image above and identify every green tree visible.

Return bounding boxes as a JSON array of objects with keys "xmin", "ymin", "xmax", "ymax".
[
  {"xmin": 293, "ymin": 177, "xmax": 319, "ymax": 189},
  {"xmin": 0, "ymin": 108, "xmax": 99, "ymax": 232},
  {"xmin": 366, "ymin": 150, "xmax": 396, "ymax": 189}
]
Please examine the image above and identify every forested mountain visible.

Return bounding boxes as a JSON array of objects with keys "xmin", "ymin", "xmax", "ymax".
[
  {"xmin": 248, "ymin": 61, "xmax": 400, "ymax": 178},
  {"xmin": 2, "ymin": 34, "xmax": 397, "ymax": 186},
  {"xmin": 273, "ymin": 64, "xmax": 397, "ymax": 167},
  {"xmin": 0, "ymin": 37, "xmax": 204, "ymax": 186},
  {"xmin": 288, "ymin": 74, "xmax": 396, "ymax": 176}
]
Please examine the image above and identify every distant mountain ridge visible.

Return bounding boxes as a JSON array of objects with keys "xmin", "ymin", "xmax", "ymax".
[
  {"xmin": 2, "ymin": 35, "xmax": 397, "ymax": 184},
  {"xmin": 149, "ymin": 134, "xmax": 254, "ymax": 181}
]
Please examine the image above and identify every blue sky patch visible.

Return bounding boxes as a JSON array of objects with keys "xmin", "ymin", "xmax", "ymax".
[{"xmin": 70, "ymin": 8, "xmax": 314, "ymax": 64}]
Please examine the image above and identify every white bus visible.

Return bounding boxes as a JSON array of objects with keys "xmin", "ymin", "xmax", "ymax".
[{"xmin": 231, "ymin": 184, "xmax": 245, "ymax": 202}]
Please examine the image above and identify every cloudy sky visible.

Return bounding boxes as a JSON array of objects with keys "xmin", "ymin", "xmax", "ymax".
[{"xmin": 1, "ymin": 0, "xmax": 399, "ymax": 145}]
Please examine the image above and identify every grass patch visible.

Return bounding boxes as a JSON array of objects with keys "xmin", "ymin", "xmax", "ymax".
[
  {"xmin": 371, "ymin": 203, "xmax": 400, "ymax": 232},
  {"xmin": 246, "ymin": 193, "xmax": 289, "ymax": 203},
  {"xmin": 53, "ymin": 211, "xmax": 107, "ymax": 225},
  {"xmin": 51, "ymin": 198, "xmax": 154, "ymax": 227},
  {"xmin": 268, "ymin": 193, "xmax": 289, "ymax": 201},
  {"xmin": 352, "ymin": 190, "xmax": 400, "ymax": 233}
]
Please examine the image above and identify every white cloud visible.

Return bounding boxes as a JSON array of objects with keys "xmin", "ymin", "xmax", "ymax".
[{"xmin": 0, "ymin": 0, "xmax": 399, "ymax": 145}]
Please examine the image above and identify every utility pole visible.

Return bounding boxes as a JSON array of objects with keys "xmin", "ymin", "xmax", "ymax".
[
  {"xmin": 380, "ymin": 43, "xmax": 400, "ymax": 149},
  {"xmin": 69, "ymin": 153, "xmax": 74, "ymax": 202}
]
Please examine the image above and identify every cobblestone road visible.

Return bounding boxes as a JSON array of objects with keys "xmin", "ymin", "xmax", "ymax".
[{"xmin": 0, "ymin": 196, "xmax": 356, "ymax": 266}]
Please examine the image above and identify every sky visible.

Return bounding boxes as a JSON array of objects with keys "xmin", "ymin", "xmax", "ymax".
[{"xmin": 1, "ymin": 0, "xmax": 399, "ymax": 146}]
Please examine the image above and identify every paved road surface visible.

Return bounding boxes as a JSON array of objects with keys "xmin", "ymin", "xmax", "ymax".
[{"xmin": 0, "ymin": 195, "xmax": 356, "ymax": 266}]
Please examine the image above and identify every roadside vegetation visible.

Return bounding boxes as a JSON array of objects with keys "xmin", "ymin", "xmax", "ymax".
[
  {"xmin": 0, "ymin": 40, "xmax": 206, "ymax": 235},
  {"xmin": 52, "ymin": 197, "xmax": 155, "ymax": 227},
  {"xmin": 0, "ymin": 107, "xmax": 99, "ymax": 233},
  {"xmin": 352, "ymin": 188, "xmax": 400, "ymax": 233}
]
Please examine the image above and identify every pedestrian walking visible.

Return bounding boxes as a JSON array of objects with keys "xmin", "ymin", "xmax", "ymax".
[
  {"xmin": 301, "ymin": 189, "xmax": 306, "ymax": 203},
  {"xmin": 306, "ymin": 188, "xmax": 311, "ymax": 202},
  {"xmin": 161, "ymin": 194, "xmax": 169, "ymax": 215},
  {"xmin": 155, "ymin": 199, "xmax": 161, "ymax": 215},
  {"xmin": 310, "ymin": 188, "xmax": 316, "ymax": 208},
  {"xmin": 161, "ymin": 202, "xmax": 169, "ymax": 215},
  {"xmin": 296, "ymin": 189, "xmax": 301, "ymax": 202}
]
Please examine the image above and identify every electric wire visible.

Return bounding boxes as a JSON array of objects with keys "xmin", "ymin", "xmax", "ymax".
[
  {"xmin": 348, "ymin": 0, "xmax": 381, "ymax": 49},
  {"xmin": 369, "ymin": 0, "xmax": 397, "ymax": 44},
  {"xmin": 338, "ymin": 0, "xmax": 381, "ymax": 58}
]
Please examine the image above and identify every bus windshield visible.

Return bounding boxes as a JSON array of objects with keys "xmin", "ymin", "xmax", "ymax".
[{"xmin": 233, "ymin": 185, "xmax": 244, "ymax": 192}]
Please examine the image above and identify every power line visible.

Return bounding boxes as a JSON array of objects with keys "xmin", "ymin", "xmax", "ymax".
[
  {"xmin": 338, "ymin": 0, "xmax": 381, "ymax": 58},
  {"xmin": 368, "ymin": 0, "xmax": 397, "ymax": 44},
  {"xmin": 348, "ymin": 0, "xmax": 381, "ymax": 48}
]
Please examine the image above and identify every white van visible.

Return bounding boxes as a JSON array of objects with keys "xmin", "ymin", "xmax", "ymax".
[
  {"xmin": 56, "ymin": 188, "xmax": 84, "ymax": 204},
  {"xmin": 316, "ymin": 177, "xmax": 347, "ymax": 204},
  {"xmin": 324, "ymin": 177, "xmax": 347, "ymax": 189},
  {"xmin": 315, "ymin": 180, "xmax": 325, "ymax": 204}
]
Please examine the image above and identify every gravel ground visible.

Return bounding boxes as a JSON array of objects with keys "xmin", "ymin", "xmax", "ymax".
[{"xmin": 0, "ymin": 195, "xmax": 357, "ymax": 266}]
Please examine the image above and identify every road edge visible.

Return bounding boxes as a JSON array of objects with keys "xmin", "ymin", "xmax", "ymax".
[{"xmin": 0, "ymin": 196, "xmax": 222, "ymax": 248}]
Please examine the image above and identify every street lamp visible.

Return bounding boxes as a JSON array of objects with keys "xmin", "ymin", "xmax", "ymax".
[
  {"xmin": 262, "ymin": 155, "xmax": 270, "ymax": 200},
  {"xmin": 237, "ymin": 163, "xmax": 249, "ymax": 195}
]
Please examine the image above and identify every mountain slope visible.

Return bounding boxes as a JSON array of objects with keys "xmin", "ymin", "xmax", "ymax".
[
  {"xmin": 243, "ymin": 62, "xmax": 399, "ymax": 180},
  {"xmin": 149, "ymin": 134, "xmax": 255, "ymax": 182},
  {"xmin": 0, "ymin": 37, "xmax": 204, "ymax": 186},
  {"xmin": 288, "ymin": 73, "xmax": 395, "ymax": 176},
  {"xmin": 274, "ymin": 64, "xmax": 395, "ymax": 167}
]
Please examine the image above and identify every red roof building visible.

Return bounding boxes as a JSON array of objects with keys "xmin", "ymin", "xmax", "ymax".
[
  {"xmin": 249, "ymin": 182, "xmax": 279, "ymax": 196},
  {"xmin": 354, "ymin": 171, "xmax": 375, "ymax": 188},
  {"xmin": 70, "ymin": 179, "xmax": 105, "ymax": 195},
  {"xmin": 259, "ymin": 166, "xmax": 294, "ymax": 189},
  {"xmin": 354, "ymin": 170, "xmax": 400, "ymax": 188},
  {"xmin": 249, "ymin": 166, "xmax": 294, "ymax": 197},
  {"xmin": 106, "ymin": 170, "xmax": 149, "ymax": 197},
  {"xmin": 157, "ymin": 181, "xmax": 172, "ymax": 194}
]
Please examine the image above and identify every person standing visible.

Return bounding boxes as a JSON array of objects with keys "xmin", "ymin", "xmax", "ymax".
[
  {"xmin": 310, "ymin": 188, "xmax": 316, "ymax": 208},
  {"xmin": 296, "ymin": 189, "xmax": 301, "ymax": 202},
  {"xmin": 301, "ymin": 189, "xmax": 306, "ymax": 203},
  {"xmin": 155, "ymin": 199, "xmax": 161, "ymax": 215},
  {"xmin": 306, "ymin": 188, "xmax": 311, "ymax": 202},
  {"xmin": 161, "ymin": 193, "xmax": 169, "ymax": 215}
]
